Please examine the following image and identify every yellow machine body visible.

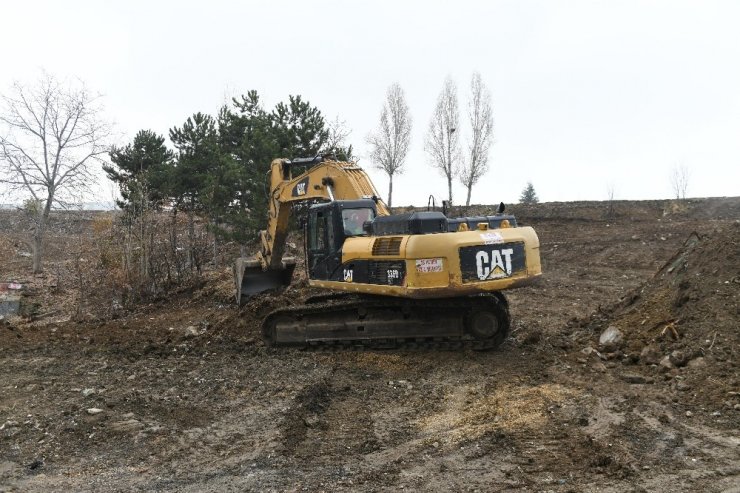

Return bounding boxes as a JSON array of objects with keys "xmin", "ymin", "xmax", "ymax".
[
  {"xmin": 235, "ymin": 156, "xmax": 542, "ymax": 348},
  {"xmin": 310, "ymin": 226, "xmax": 541, "ymax": 298}
]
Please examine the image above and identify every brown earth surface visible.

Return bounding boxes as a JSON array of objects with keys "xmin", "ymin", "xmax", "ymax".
[{"xmin": 1, "ymin": 197, "xmax": 739, "ymax": 492}]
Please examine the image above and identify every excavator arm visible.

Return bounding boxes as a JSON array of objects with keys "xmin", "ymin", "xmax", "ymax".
[{"xmin": 236, "ymin": 156, "xmax": 389, "ymax": 303}]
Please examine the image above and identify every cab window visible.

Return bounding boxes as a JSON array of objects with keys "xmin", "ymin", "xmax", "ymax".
[
  {"xmin": 342, "ymin": 208, "xmax": 375, "ymax": 236},
  {"xmin": 310, "ymin": 212, "xmax": 326, "ymax": 250}
]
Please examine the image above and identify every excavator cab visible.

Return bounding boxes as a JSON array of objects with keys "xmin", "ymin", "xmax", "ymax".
[
  {"xmin": 306, "ymin": 200, "xmax": 376, "ymax": 281},
  {"xmin": 236, "ymin": 199, "xmax": 379, "ymax": 304}
]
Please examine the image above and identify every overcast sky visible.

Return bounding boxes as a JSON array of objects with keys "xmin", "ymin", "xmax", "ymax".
[{"xmin": 2, "ymin": 0, "xmax": 739, "ymax": 206}]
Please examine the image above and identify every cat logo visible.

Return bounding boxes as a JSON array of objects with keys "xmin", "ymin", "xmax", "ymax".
[
  {"xmin": 292, "ymin": 177, "xmax": 310, "ymax": 197},
  {"xmin": 475, "ymin": 248, "xmax": 514, "ymax": 280},
  {"xmin": 343, "ymin": 268, "xmax": 353, "ymax": 282},
  {"xmin": 459, "ymin": 243, "xmax": 525, "ymax": 284}
]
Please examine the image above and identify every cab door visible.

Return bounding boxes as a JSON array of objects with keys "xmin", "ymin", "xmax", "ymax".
[{"xmin": 307, "ymin": 206, "xmax": 343, "ymax": 280}]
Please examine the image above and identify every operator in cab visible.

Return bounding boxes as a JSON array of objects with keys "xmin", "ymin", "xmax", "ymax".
[{"xmin": 342, "ymin": 208, "xmax": 374, "ymax": 236}]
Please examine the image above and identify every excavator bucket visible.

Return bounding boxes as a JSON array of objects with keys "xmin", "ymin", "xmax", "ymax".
[{"xmin": 235, "ymin": 257, "xmax": 296, "ymax": 305}]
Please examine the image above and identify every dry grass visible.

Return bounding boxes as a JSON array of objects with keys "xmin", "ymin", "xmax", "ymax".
[{"xmin": 418, "ymin": 382, "xmax": 578, "ymax": 445}]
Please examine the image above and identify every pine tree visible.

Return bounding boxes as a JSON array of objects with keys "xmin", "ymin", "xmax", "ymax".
[
  {"xmin": 103, "ymin": 130, "xmax": 174, "ymax": 211},
  {"xmin": 519, "ymin": 181, "xmax": 539, "ymax": 204},
  {"xmin": 217, "ymin": 91, "xmax": 334, "ymax": 239},
  {"xmin": 218, "ymin": 91, "xmax": 280, "ymax": 239},
  {"xmin": 169, "ymin": 113, "xmax": 222, "ymax": 271}
]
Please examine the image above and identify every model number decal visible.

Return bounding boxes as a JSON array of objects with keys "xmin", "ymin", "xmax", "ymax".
[
  {"xmin": 387, "ymin": 269, "xmax": 401, "ymax": 282},
  {"xmin": 343, "ymin": 268, "xmax": 353, "ymax": 282}
]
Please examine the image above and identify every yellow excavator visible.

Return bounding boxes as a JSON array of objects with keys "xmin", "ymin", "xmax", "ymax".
[{"xmin": 235, "ymin": 156, "xmax": 542, "ymax": 349}]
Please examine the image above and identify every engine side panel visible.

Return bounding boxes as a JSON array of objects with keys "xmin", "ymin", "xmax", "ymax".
[{"xmin": 309, "ymin": 226, "xmax": 541, "ymax": 298}]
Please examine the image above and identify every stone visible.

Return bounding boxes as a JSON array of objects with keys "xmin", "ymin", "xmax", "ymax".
[
  {"xmin": 659, "ymin": 356, "xmax": 674, "ymax": 371},
  {"xmin": 183, "ymin": 326, "xmax": 199, "ymax": 338},
  {"xmin": 640, "ymin": 345, "xmax": 662, "ymax": 365},
  {"xmin": 0, "ymin": 461, "xmax": 19, "ymax": 476},
  {"xmin": 669, "ymin": 350, "xmax": 690, "ymax": 367},
  {"xmin": 687, "ymin": 357, "xmax": 706, "ymax": 369},
  {"xmin": 685, "ymin": 411, "xmax": 693, "ymax": 417},
  {"xmin": 591, "ymin": 361, "xmax": 607, "ymax": 372},
  {"xmin": 604, "ymin": 350, "xmax": 624, "ymax": 360},
  {"xmin": 0, "ymin": 420, "xmax": 19, "ymax": 430},
  {"xmin": 621, "ymin": 373, "xmax": 647, "ymax": 384},
  {"xmin": 81, "ymin": 388, "xmax": 95, "ymax": 397},
  {"xmin": 110, "ymin": 419, "xmax": 143, "ymax": 432},
  {"xmin": 86, "ymin": 408, "xmax": 104, "ymax": 415},
  {"xmin": 581, "ymin": 346, "xmax": 596, "ymax": 356},
  {"xmin": 599, "ymin": 326, "xmax": 623, "ymax": 351},
  {"xmin": 303, "ymin": 415, "xmax": 321, "ymax": 428}
]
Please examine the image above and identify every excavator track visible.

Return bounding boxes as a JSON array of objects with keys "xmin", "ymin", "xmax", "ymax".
[{"xmin": 262, "ymin": 293, "xmax": 510, "ymax": 350}]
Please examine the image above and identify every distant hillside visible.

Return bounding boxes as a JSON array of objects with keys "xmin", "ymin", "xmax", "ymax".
[{"xmin": 396, "ymin": 196, "xmax": 740, "ymax": 222}]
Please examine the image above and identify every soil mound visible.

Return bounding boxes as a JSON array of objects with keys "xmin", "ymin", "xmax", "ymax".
[{"xmin": 586, "ymin": 223, "xmax": 739, "ymax": 406}]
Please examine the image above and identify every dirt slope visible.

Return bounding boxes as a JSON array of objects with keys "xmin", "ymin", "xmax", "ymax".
[{"xmin": 579, "ymin": 223, "xmax": 739, "ymax": 418}]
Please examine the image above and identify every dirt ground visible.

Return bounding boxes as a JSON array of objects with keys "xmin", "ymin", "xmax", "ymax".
[{"xmin": 1, "ymin": 197, "xmax": 738, "ymax": 492}]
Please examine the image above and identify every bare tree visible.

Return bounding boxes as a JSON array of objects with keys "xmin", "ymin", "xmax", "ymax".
[
  {"xmin": 606, "ymin": 181, "xmax": 616, "ymax": 219},
  {"xmin": 458, "ymin": 72, "xmax": 494, "ymax": 206},
  {"xmin": 670, "ymin": 163, "xmax": 690, "ymax": 199},
  {"xmin": 324, "ymin": 116, "xmax": 352, "ymax": 159},
  {"xmin": 366, "ymin": 83, "xmax": 412, "ymax": 208},
  {"xmin": 425, "ymin": 76, "xmax": 461, "ymax": 204},
  {"xmin": 0, "ymin": 73, "xmax": 111, "ymax": 273}
]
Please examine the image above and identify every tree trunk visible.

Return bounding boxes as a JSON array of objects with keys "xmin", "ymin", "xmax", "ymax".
[
  {"xmin": 139, "ymin": 206, "xmax": 147, "ymax": 279},
  {"xmin": 32, "ymin": 228, "xmax": 43, "ymax": 274},
  {"xmin": 387, "ymin": 174, "xmax": 394, "ymax": 209},
  {"xmin": 169, "ymin": 209, "xmax": 181, "ymax": 281},
  {"xmin": 447, "ymin": 175, "xmax": 453, "ymax": 205},
  {"xmin": 187, "ymin": 209, "xmax": 195, "ymax": 271},
  {"xmin": 465, "ymin": 183, "xmax": 472, "ymax": 207},
  {"xmin": 147, "ymin": 223, "xmax": 155, "ymax": 291},
  {"xmin": 32, "ymin": 197, "xmax": 54, "ymax": 274},
  {"xmin": 212, "ymin": 218, "xmax": 218, "ymax": 268}
]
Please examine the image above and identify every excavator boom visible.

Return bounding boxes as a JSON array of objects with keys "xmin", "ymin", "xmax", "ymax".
[{"xmin": 236, "ymin": 157, "xmax": 389, "ymax": 303}]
